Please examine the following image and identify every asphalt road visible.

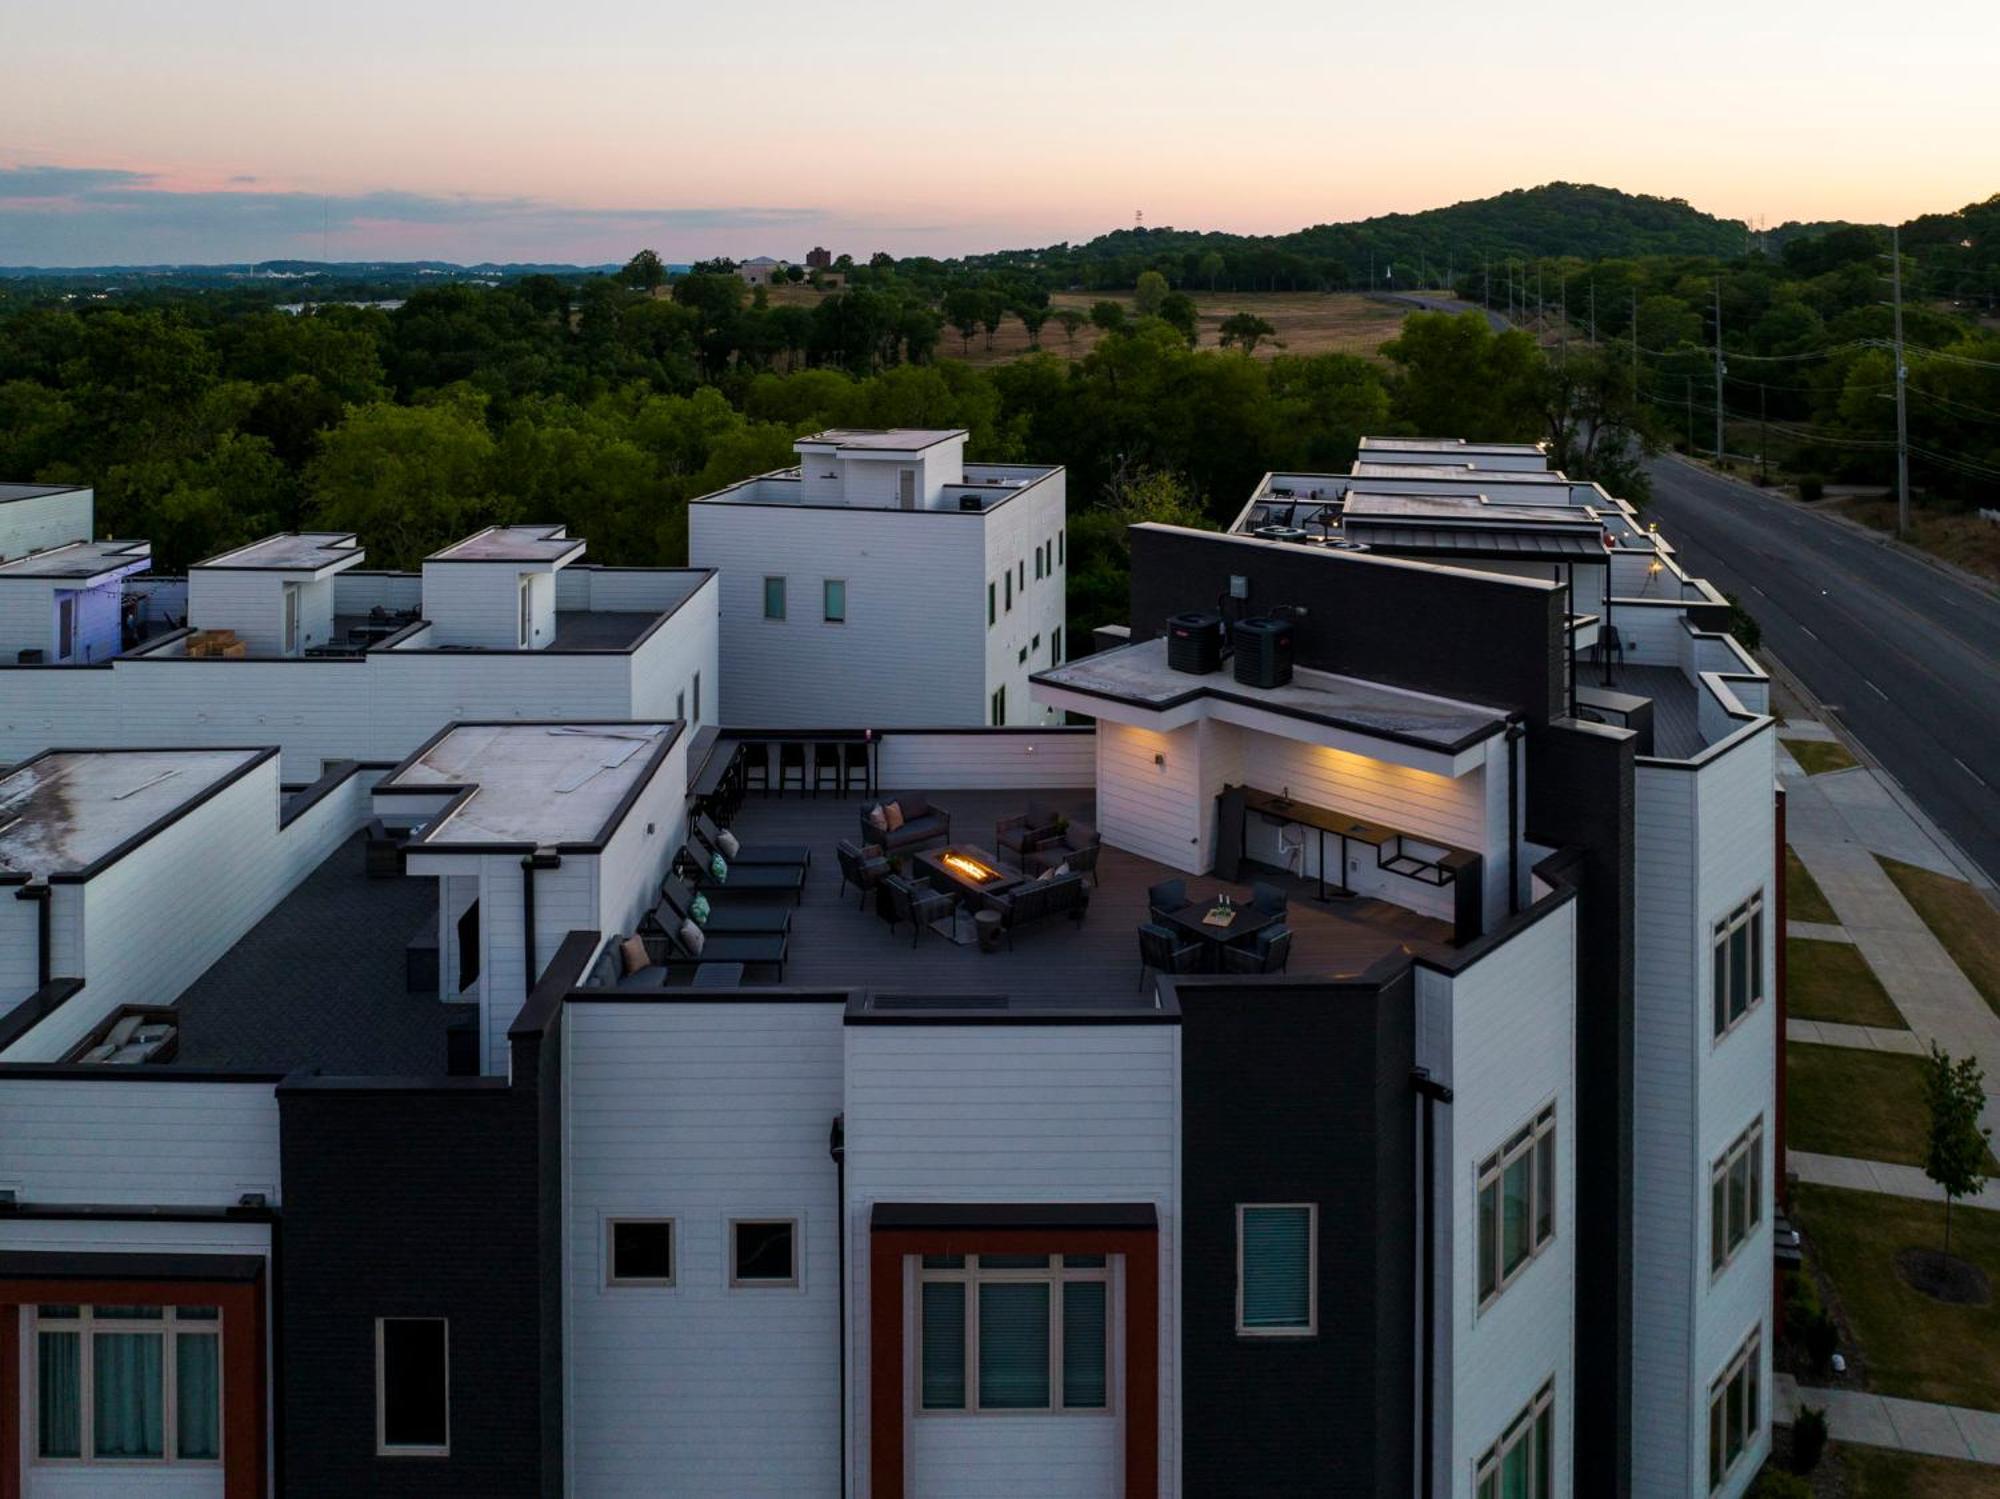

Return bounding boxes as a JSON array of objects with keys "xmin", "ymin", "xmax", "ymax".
[{"xmin": 1641, "ymin": 457, "xmax": 2000, "ymax": 881}]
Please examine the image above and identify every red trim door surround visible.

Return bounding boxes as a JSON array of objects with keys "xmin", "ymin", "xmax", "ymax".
[
  {"xmin": 0, "ymin": 1276, "xmax": 267, "ymax": 1499},
  {"xmin": 869, "ymin": 1225, "xmax": 1159, "ymax": 1499}
]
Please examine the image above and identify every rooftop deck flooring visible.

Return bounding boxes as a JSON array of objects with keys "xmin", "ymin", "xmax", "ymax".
[
  {"xmin": 1598, "ymin": 663, "xmax": 1705, "ymax": 759},
  {"xmin": 718, "ymin": 787, "xmax": 1452, "ymax": 1006}
]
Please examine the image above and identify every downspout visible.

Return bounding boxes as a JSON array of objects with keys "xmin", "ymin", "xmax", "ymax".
[
  {"xmin": 829, "ymin": 1115, "xmax": 847, "ymax": 1498},
  {"xmin": 1565, "ymin": 563, "xmax": 1578, "ymax": 720},
  {"xmin": 1506, "ymin": 719, "xmax": 1525, "ymax": 916},
  {"xmin": 21, "ymin": 878, "xmax": 52, "ymax": 988},
  {"xmin": 1411, "ymin": 1067, "xmax": 1455, "ymax": 1499},
  {"xmin": 521, "ymin": 847, "xmax": 560, "ymax": 987}
]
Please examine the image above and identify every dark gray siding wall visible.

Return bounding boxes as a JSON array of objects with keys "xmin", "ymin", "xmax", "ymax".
[{"xmin": 1177, "ymin": 974, "xmax": 1418, "ymax": 1497}]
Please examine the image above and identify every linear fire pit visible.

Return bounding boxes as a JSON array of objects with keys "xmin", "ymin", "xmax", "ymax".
[{"xmin": 914, "ymin": 844, "xmax": 1022, "ymax": 904}]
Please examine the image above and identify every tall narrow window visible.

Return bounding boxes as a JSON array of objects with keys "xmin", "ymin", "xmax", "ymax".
[
  {"xmin": 57, "ymin": 594, "xmax": 76, "ymax": 660},
  {"xmin": 1712, "ymin": 892, "xmax": 1765, "ymax": 1038},
  {"xmin": 1237, "ymin": 1203, "xmax": 1315, "ymax": 1335},
  {"xmin": 763, "ymin": 576, "xmax": 787, "ymax": 621},
  {"xmin": 918, "ymin": 1254, "xmax": 1112, "ymax": 1414},
  {"xmin": 33, "ymin": 1305, "xmax": 221, "ymax": 1466},
  {"xmin": 517, "ymin": 574, "xmax": 532, "ymax": 647},
  {"xmin": 1004, "ymin": 572, "xmax": 1012, "ymax": 612},
  {"xmin": 1058, "ymin": 528, "xmax": 1065, "ymax": 565},
  {"xmin": 377, "ymin": 1318, "xmax": 449, "ymax": 1456},
  {"xmin": 990, "ymin": 685, "xmax": 1006, "ymax": 726},
  {"xmin": 1708, "ymin": 1328, "xmax": 1762, "ymax": 1491},
  {"xmin": 283, "ymin": 582, "xmax": 301, "ymax": 653},
  {"xmin": 824, "ymin": 579, "xmax": 846, "ymax": 623},
  {"xmin": 1475, "ymin": 1381, "xmax": 1555, "ymax": 1499},
  {"xmin": 1477, "ymin": 1105, "xmax": 1557, "ymax": 1309},
  {"xmin": 692, "ymin": 672, "xmax": 701, "ymax": 724},
  {"xmin": 1710, "ymin": 1119, "xmax": 1765, "ymax": 1273},
  {"xmin": 988, "ymin": 582, "xmax": 996, "ymax": 627},
  {"xmin": 1051, "ymin": 626, "xmax": 1063, "ymax": 666}
]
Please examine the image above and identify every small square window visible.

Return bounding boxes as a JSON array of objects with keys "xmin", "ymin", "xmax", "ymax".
[
  {"xmin": 731, "ymin": 1219, "xmax": 798, "ymax": 1287},
  {"xmin": 608, "ymin": 1219, "xmax": 675, "ymax": 1286}
]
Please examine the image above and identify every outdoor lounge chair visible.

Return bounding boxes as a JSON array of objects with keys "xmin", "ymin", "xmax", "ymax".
[
  {"xmin": 835, "ymin": 839, "xmax": 892, "ymax": 909},
  {"xmin": 1137, "ymin": 921, "xmax": 1204, "ymax": 990},
  {"xmin": 693, "ymin": 811, "xmax": 810, "ymax": 869},
  {"xmin": 678, "ymin": 845, "xmax": 806, "ymax": 899},
  {"xmin": 655, "ymin": 873, "xmax": 793, "ymax": 935},
  {"xmin": 880, "ymin": 874, "xmax": 956, "ymax": 947},
  {"xmin": 1147, "ymin": 878, "xmax": 1187, "ymax": 925},
  {"xmin": 654, "ymin": 918, "xmax": 789, "ymax": 981},
  {"xmin": 985, "ymin": 870, "xmax": 1089, "ymax": 948}
]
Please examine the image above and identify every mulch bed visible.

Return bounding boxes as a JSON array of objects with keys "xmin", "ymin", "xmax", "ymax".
[{"xmin": 1896, "ymin": 1246, "xmax": 1992, "ymax": 1307}]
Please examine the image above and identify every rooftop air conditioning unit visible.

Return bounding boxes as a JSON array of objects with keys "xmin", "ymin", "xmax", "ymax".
[
  {"xmin": 1253, "ymin": 525, "xmax": 1311, "ymax": 544},
  {"xmin": 1166, "ymin": 611, "xmax": 1224, "ymax": 674},
  {"xmin": 1232, "ymin": 616, "xmax": 1295, "ymax": 689},
  {"xmin": 959, "ymin": 494, "xmax": 985, "ymax": 512}
]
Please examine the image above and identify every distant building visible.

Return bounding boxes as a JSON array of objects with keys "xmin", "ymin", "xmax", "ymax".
[
  {"xmin": 805, "ymin": 245, "xmax": 833, "ymax": 270},
  {"xmin": 738, "ymin": 256, "xmax": 784, "ymax": 287}
]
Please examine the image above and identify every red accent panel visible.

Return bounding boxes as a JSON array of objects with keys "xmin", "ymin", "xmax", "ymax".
[
  {"xmin": 868, "ymin": 1225, "xmax": 1159, "ymax": 1499},
  {"xmin": 0, "ymin": 1276, "xmax": 266, "ymax": 1499}
]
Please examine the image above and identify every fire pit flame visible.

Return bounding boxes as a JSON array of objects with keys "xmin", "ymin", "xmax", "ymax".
[{"xmin": 941, "ymin": 852, "xmax": 1001, "ymax": 883}]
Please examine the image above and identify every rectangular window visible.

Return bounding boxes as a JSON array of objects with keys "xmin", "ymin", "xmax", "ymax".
[
  {"xmin": 1237, "ymin": 1203, "xmax": 1315, "ymax": 1335},
  {"xmin": 57, "ymin": 594, "xmax": 76, "ymax": 660},
  {"xmin": 607, "ymin": 1218, "xmax": 675, "ymax": 1287},
  {"xmin": 763, "ymin": 576, "xmax": 787, "ymax": 621},
  {"xmin": 1017, "ymin": 646, "xmax": 1028, "ymax": 666},
  {"xmin": 517, "ymin": 574, "xmax": 532, "ymax": 647},
  {"xmin": 33, "ymin": 1305, "xmax": 219, "ymax": 1466},
  {"xmin": 692, "ymin": 672, "xmax": 701, "ymax": 724},
  {"xmin": 1004, "ymin": 572, "xmax": 1012, "ymax": 612},
  {"xmin": 1710, "ymin": 1120, "xmax": 1765, "ymax": 1273},
  {"xmin": 823, "ymin": 579, "xmax": 846, "ymax": 623},
  {"xmin": 1712, "ymin": 892, "xmax": 1765, "ymax": 1038},
  {"xmin": 1051, "ymin": 626, "xmax": 1063, "ymax": 666},
  {"xmin": 1033, "ymin": 549, "xmax": 1043, "ymax": 581},
  {"xmin": 1477, "ymin": 1105, "xmax": 1557, "ymax": 1309},
  {"xmin": 1058, "ymin": 528, "xmax": 1065, "ymax": 565},
  {"xmin": 1708, "ymin": 1329, "xmax": 1762, "ymax": 1491},
  {"xmin": 377, "ymin": 1317, "xmax": 449, "ymax": 1455},
  {"xmin": 988, "ymin": 582, "xmax": 995, "ymax": 627},
  {"xmin": 730, "ymin": 1219, "xmax": 798, "ymax": 1287},
  {"xmin": 917, "ymin": 1254, "xmax": 1112, "ymax": 1414},
  {"xmin": 1475, "ymin": 1381, "xmax": 1555, "ymax": 1499},
  {"xmin": 991, "ymin": 685, "xmax": 1006, "ymax": 726},
  {"xmin": 676, "ymin": 690, "xmax": 685, "ymax": 721}
]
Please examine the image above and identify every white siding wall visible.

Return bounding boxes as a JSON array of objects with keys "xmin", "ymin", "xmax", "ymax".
[
  {"xmin": 979, "ymin": 476, "xmax": 1067, "ymax": 725},
  {"xmin": 622, "ymin": 574, "xmax": 719, "ymax": 729},
  {"xmin": 691, "ymin": 503, "xmax": 987, "ymax": 727},
  {"xmin": 1095, "ymin": 721, "xmax": 1206, "ymax": 872},
  {"xmin": 66, "ymin": 578, "xmax": 125, "ymax": 663},
  {"xmin": 0, "ymin": 489, "xmax": 92, "ymax": 560},
  {"xmin": 1438, "ymin": 902, "xmax": 1578, "ymax": 1499},
  {"xmin": 875, "ymin": 730, "xmax": 1095, "ymax": 791},
  {"xmin": 459, "ymin": 854, "xmax": 596, "ymax": 1077},
  {"xmin": 844, "ymin": 1024, "xmax": 1180, "ymax": 1499},
  {"xmin": 564, "ymin": 1001, "xmax": 845, "ymax": 1498},
  {"xmin": 0, "ymin": 760, "xmax": 371, "ymax": 1062},
  {"xmin": 186, "ymin": 569, "xmax": 282, "ymax": 653},
  {"xmin": 592, "ymin": 733, "xmax": 691, "ymax": 944},
  {"xmin": 332, "ymin": 570, "xmax": 423, "ymax": 614},
  {"xmin": 0, "ymin": 891, "xmax": 38, "ymax": 1003},
  {"xmin": 1603, "ymin": 601, "xmax": 1688, "ymax": 666},
  {"xmin": 0, "ymin": 583, "xmax": 49, "ymax": 659},
  {"xmin": 0, "ymin": 1078, "xmax": 280, "ymax": 1206},
  {"xmin": 421, "ymin": 562, "xmax": 557, "ymax": 650}
]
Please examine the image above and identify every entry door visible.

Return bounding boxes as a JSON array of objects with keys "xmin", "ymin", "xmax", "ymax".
[
  {"xmin": 899, "ymin": 467, "xmax": 917, "ymax": 509},
  {"xmin": 282, "ymin": 583, "xmax": 300, "ymax": 654},
  {"xmin": 56, "ymin": 594, "xmax": 76, "ymax": 660}
]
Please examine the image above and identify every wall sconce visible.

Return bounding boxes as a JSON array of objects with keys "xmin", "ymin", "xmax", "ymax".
[{"xmin": 1153, "ymin": 752, "xmax": 1165, "ymax": 768}]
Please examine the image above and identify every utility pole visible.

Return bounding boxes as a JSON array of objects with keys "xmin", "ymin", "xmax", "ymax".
[
  {"xmin": 1712, "ymin": 278, "xmax": 1726, "ymax": 464},
  {"xmin": 1890, "ymin": 225, "xmax": 1911, "ymax": 537},
  {"xmin": 1631, "ymin": 288, "xmax": 1640, "ymax": 391},
  {"xmin": 1589, "ymin": 282, "xmax": 1597, "ymax": 346},
  {"xmin": 1483, "ymin": 257, "xmax": 1490, "ymax": 309},
  {"xmin": 1686, "ymin": 376, "xmax": 1694, "ymax": 455},
  {"xmin": 1559, "ymin": 274, "xmax": 1569, "ymax": 363},
  {"xmin": 1759, "ymin": 383, "xmax": 1768, "ymax": 483}
]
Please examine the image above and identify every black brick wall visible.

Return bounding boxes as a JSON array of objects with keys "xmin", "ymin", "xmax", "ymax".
[{"xmin": 1178, "ymin": 974, "xmax": 1417, "ymax": 1497}]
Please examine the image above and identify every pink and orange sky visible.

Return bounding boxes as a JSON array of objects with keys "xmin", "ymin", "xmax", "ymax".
[{"xmin": 2, "ymin": 0, "xmax": 1994, "ymax": 265}]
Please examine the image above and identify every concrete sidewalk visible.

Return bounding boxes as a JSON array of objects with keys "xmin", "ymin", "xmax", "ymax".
[
  {"xmin": 1789, "ymin": 1149, "xmax": 2000, "ymax": 1210},
  {"xmin": 1787, "ymin": 1018, "xmax": 1924, "ymax": 1055},
  {"xmin": 1775, "ymin": 1373, "xmax": 2000, "ymax": 1465}
]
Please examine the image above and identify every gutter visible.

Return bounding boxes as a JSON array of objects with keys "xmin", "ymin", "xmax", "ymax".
[
  {"xmin": 1411, "ymin": 1066, "xmax": 1455, "ymax": 1499},
  {"xmin": 829, "ymin": 1114, "xmax": 848, "ymax": 1498}
]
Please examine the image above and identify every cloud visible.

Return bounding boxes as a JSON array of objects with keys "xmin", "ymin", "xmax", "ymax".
[{"xmin": 0, "ymin": 163, "xmax": 838, "ymax": 265}]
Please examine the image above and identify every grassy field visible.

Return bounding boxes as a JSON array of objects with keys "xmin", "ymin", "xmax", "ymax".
[
  {"xmin": 1786, "ymin": 1044, "xmax": 1999, "ymax": 1169},
  {"xmin": 1793, "ymin": 1183, "xmax": 2000, "ymax": 1411},
  {"xmin": 1835, "ymin": 497, "xmax": 2000, "ymax": 587},
  {"xmin": 1788, "ymin": 846, "xmax": 1840, "ymax": 926},
  {"xmin": 1838, "ymin": 1443, "xmax": 2000, "ymax": 1497},
  {"xmin": 1788, "ymin": 938, "xmax": 1906, "ymax": 1029},
  {"xmin": 1782, "ymin": 737, "xmax": 1859, "ymax": 776},
  {"xmin": 1879, "ymin": 856, "xmax": 2000, "ymax": 1017}
]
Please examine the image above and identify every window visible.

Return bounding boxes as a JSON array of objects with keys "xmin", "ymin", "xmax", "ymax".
[
  {"xmin": 517, "ymin": 575, "xmax": 532, "ymax": 648},
  {"xmin": 1236, "ymin": 1204, "xmax": 1315, "ymax": 1336},
  {"xmin": 763, "ymin": 576, "xmax": 787, "ymax": 621},
  {"xmin": 676, "ymin": 690, "xmax": 685, "ymax": 720},
  {"xmin": 918, "ymin": 1254, "xmax": 1111, "ymax": 1414},
  {"xmin": 33, "ymin": 1305, "xmax": 221, "ymax": 1466},
  {"xmin": 988, "ymin": 582, "xmax": 996, "ymax": 627},
  {"xmin": 376, "ymin": 1318, "xmax": 448, "ymax": 1455},
  {"xmin": 1712, "ymin": 893, "xmax": 1765, "ymax": 1038},
  {"xmin": 1057, "ymin": 528, "xmax": 1065, "ymax": 566},
  {"xmin": 57, "ymin": 594, "xmax": 76, "ymax": 660},
  {"xmin": 283, "ymin": 582, "xmax": 301, "ymax": 653},
  {"xmin": 1477, "ymin": 1105, "xmax": 1557, "ymax": 1308},
  {"xmin": 607, "ymin": 1218, "xmax": 675, "ymax": 1287},
  {"xmin": 1708, "ymin": 1329, "xmax": 1762, "ymax": 1491},
  {"xmin": 1017, "ymin": 646, "xmax": 1028, "ymax": 665},
  {"xmin": 730, "ymin": 1219, "xmax": 798, "ymax": 1287},
  {"xmin": 692, "ymin": 672, "xmax": 701, "ymax": 724},
  {"xmin": 1710, "ymin": 1120, "xmax": 1765, "ymax": 1273},
  {"xmin": 990, "ymin": 685, "xmax": 1006, "ymax": 726},
  {"xmin": 823, "ymin": 579, "xmax": 846, "ymax": 623},
  {"xmin": 1004, "ymin": 572, "xmax": 1012, "ymax": 612},
  {"xmin": 1475, "ymin": 1381, "xmax": 1555, "ymax": 1499},
  {"xmin": 1051, "ymin": 627, "xmax": 1063, "ymax": 666},
  {"xmin": 1017, "ymin": 560, "xmax": 1025, "ymax": 590},
  {"xmin": 1034, "ymin": 548, "xmax": 1043, "ymax": 581}
]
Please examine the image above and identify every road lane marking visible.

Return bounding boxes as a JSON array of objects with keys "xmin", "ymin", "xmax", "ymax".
[
  {"xmin": 1864, "ymin": 680, "xmax": 1889, "ymax": 701},
  {"xmin": 1798, "ymin": 625, "xmax": 1820, "ymax": 641},
  {"xmin": 1955, "ymin": 758, "xmax": 1989, "ymax": 788}
]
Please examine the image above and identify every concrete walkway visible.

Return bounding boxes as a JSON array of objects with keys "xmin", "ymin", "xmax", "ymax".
[
  {"xmin": 1775, "ymin": 1373, "xmax": 2000, "ymax": 1465},
  {"xmin": 1789, "ymin": 1149, "xmax": 2000, "ymax": 1210},
  {"xmin": 1788, "ymin": 920, "xmax": 1852, "ymax": 943},
  {"xmin": 1787, "ymin": 1018, "xmax": 1925, "ymax": 1055}
]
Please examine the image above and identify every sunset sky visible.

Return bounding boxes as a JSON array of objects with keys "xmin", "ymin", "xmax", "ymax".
[{"xmin": 2, "ymin": 0, "xmax": 1994, "ymax": 265}]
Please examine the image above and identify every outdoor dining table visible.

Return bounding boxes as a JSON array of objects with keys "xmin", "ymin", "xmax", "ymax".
[{"xmin": 1162, "ymin": 898, "xmax": 1281, "ymax": 967}]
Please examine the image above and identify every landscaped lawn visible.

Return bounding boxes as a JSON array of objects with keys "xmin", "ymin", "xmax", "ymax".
[
  {"xmin": 1786, "ymin": 1044, "xmax": 1999, "ymax": 1170},
  {"xmin": 1880, "ymin": 856, "xmax": 2000, "ymax": 1018},
  {"xmin": 1788, "ymin": 846, "xmax": 1840, "ymax": 926},
  {"xmin": 1788, "ymin": 938, "xmax": 1907, "ymax": 1029},
  {"xmin": 1783, "ymin": 737, "xmax": 1859, "ymax": 776},
  {"xmin": 1839, "ymin": 1444, "xmax": 2000, "ymax": 1498},
  {"xmin": 1792, "ymin": 1183, "xmax": 2000, "ymax": 1411}
]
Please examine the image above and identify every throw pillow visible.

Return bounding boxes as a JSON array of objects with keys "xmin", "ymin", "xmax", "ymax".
[
  {"xmin": 710, "ymin": 852, "xmax": 728, "ymax": 883},
  {"xmin": 679, "ymin": 917, "xmax": 705, "ymax": 958},
  {"xmin": 1055, "ymin": 862, "xmax": 1072, "ymax": 878},
  {"xmin": 900, "ymin": 792, "xmax": 930, "ymax": 819},
  {"xmin": 883, "ymin": 801, "xmax": 905, "ymax": 832},
  {"xmin": 690, "ymin": 893, "xmax": 711, "ymax": 925},
  {"xmin": 619, "ymin": 935, "xmax": 649, "ymax": 975},
  {"xmin": 717, "ymin": 828, "xmax": 741, "ymax": 859},
  {"xmin": 867, "ymin": 804, "xmax": 889, "ymax": 832}
]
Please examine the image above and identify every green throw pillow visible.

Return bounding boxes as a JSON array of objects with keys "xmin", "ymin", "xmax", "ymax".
[
  {"xmin": 710, "ymin": 852, "xmax": 728, "ymax": 883},
  {"xmin": 690, "ymin": 893, "xmax": 711, "ymax": 925}
]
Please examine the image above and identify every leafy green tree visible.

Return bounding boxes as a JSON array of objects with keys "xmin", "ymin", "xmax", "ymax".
[
  {"xmin": 943, "ymin": 288, "xmax": 984, "ymax": 354},
  {"xmin": 1015, "ymin": 304, "xmax": 1049, "ymax": 350},
  {"xmin": 1924, "ymin": 1045, "xmax": 1991, "ymax": 1255},
  {"xmin": 1133, "ymin": 270, "xmax": 1170, "ymax": 318},
  {"xmin": 1381, "ymin": 311, "xmax": 1541, "ymax": 439},
  {"xmin": 620, "ymin": 249, "xmax": 667, "ymax": 291},
  {"xmin": 1198, "ymin": 252, "xmax": 1225, "ymax": 290},
  {"xmin": 306, "ymin": 387, "xmax": 500, "ymax": 568},
  {"xmin": 1053, "ymin": 308, "xmax": 1088, "ymax": 352},
  {"xmin": 1156, "ymin": 292, "xmax": 1199, "ymax": 347},
  {"xmin": 1089, "ymin": 301, "xmax": 1127, "ymax": 333},
  {"xmin": 1218, "ymin": 312, "xmax": 1277, "ymax": 354}
]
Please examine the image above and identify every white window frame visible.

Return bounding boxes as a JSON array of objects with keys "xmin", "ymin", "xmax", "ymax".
[
  {"xmin": 1710, "ymin": 1119, "xmax": 1765, "ymax": 1276},
  {"xmin": 1477, "ymin": 1103, "xmax": 1557, "ymax": 1312},
  {"xmin": 29, "ymin": 1304, "xmax": 224, "ymax": 1468},
  {"xmin": 823, "ymin": 578, "xmax": 846, "ymax": 624},
  {"xmin": 516, "ymin": 574, "xmax": 532, "ymax": 648},
  {"xmin": 1711, "ymin": 891, "xmax": 1765, "ymax": 1040},
  {"xmin": 728, "ymin": 1217, "xmax": 801, "ymax": 1289},
  {"xmin": 1234, "ymin": 1202, "xmax": 1319, "ymax": 1338},
  {"xmin": 762, "ymin": 575, "xmax": 787, "ymax": 622},
  {"xmin": 606, "ymin": 1216, "xmax": 677, "ymax": 1289},
  {"xmin": 915, "ymin": 1253, "xmax": 1115, "ymax": 1416},
  {"xmin": 1708, "ymin": 1327, "xmax": 1763, "ymax": 1492},
  {"xmin": 374, "ymin": 1317, "xmax": 450, "ymax": 1457},
  {"xmin": 283, "ymin": 582, "xmax": 301, "ymax": 653},
  {"xmin": 1474, "ymin": 1379, "xmax": 1555, "ymax": 1499}
]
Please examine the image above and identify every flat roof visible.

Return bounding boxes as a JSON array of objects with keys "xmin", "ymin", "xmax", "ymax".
[
  {"xmin": 387, "ymin": 722, "xmax": 678, "ymax": 850},
  {"xmin": 0, "ymin": 483, "xmax": 90, "ymax": 504},
  {"xmin": 195, "ymin": 532, "xmax": 363, "ymax": 573},
  {"xmin": 0, "ymin": 539, "xmax": 151, "ymax": 581},
  {"xmin": 0, "ymin": 749, "xmax": 267, "ymax": 880},
  {"xmin": 426, "ymin": 524, "xmax": 584, "ymax": 566},
  {"xmin": 1034, "ymin": 637, "xmax": 1505, "ymax": 752},
  {"xmin": 1349, "ymin": 462, "xmax": 1568, "ymax": 483},
  {"xmin": 1359, "ymin": 437, "xmax": 1547, "ymax": 455},
  {"xmin": 795, "ymin": 428, "xmax": 966, "ymax": 452},
  {"xmin": 1337, "ymin": 523, "xmax": 1609, "ymax": 560},
  {"xmin": 1340, "ymin": 493, "xmax": 1595, "ymax": 525}
]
